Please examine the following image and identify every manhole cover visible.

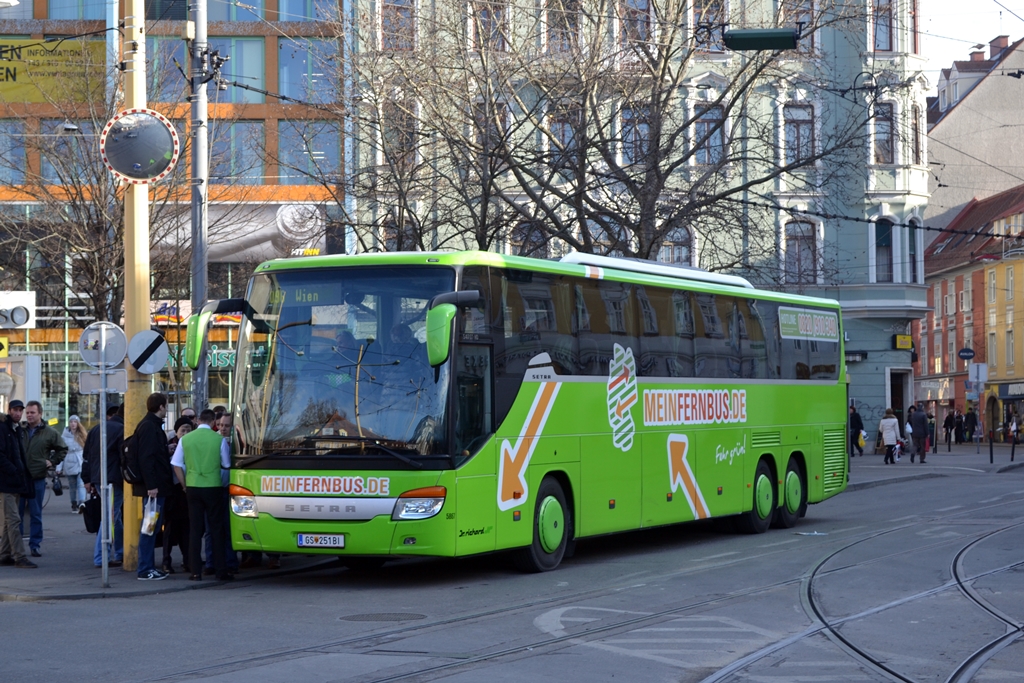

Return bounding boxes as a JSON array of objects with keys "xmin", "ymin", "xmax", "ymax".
[{"xmin": 341, "ymin": 613, "xmax": 426, "ymax": 622}]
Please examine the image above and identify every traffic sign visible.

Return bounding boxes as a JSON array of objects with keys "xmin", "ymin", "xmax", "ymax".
[
  {"xmin": 79, "ymin": 369, "xmax": 128, "ymax": 394},
  {"xmin": 958, "ymin": 347, "xmax": 976, "ymax": 360},
  {"xmin": 79, "ymin": 322, "xmax": 127, "ymax": 369},
  {"xmin": 127, "ymin": 330, "xmax": 169, "ymax": 375}
]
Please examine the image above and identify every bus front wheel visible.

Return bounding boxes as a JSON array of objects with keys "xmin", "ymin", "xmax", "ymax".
[
  {"xmin": 771, "ymin": 458, "xmax": 806, "ymax": 529},
  {"xmin": 513, "ymin": 477, "xmax": 570, "ymax": 572},
  {"xmin": 736, "ymin": 459, "xmax": 775, "ymax": 534}
]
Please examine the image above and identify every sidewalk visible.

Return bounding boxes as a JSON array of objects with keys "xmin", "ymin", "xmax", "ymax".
[
  {"xmin": 847, "ymin": 439, "xmax": 1024, "ymax": 491},
  {"xmin": 0, "ymin": 498, "xmax": 337, "ymax": 602}
]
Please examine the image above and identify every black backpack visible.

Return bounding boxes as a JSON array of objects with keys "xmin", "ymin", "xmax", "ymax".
[{"xmin": 121, "ymin": 434, "xmax": 143, "ymax": 485}]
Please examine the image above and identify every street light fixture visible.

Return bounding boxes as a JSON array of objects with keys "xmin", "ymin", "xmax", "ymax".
[{"xmin": 723, "ymin": 28, "xmax": 800, "ymax": 51}]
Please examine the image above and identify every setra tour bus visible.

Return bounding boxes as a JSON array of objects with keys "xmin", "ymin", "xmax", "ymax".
[{"xmin": 185, "ymin": 251, "xmax": 848, "ymax": 571}]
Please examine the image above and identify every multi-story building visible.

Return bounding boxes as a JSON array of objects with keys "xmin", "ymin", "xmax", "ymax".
[{"xmin": 916, "ymin": 184, "xmax": 1024, "ymax": 439}]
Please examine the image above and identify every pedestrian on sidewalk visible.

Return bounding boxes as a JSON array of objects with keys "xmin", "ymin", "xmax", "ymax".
[
  {"xmin": 879, "ymin": 408, "xmax": 900, "ymax": 464},
  {"xmin": 965, "ymin": 408, "xmax": 978, "ymax": 443},
  {"xmin": 162, "ymin": 417, "xmax": 192, "ymax": 574},
  {"xmin": 0, "ymin": 400, "xmax": 36, "ymax": 568},
  {"xmin": 133, "ymin": 393, "xmax": 172, "ymax": 581},
  {"xmin": 955, "ymin": 409, "xmax": 965, "ymax": 444},
  {"xmin": 61, "ymin": 416, "xmax": 88, "ymax": 513},
  {"xmin": 82, "ymin": 404, "xmax": 124, "ymax": 568},
  {"xmin": 911, "ymin": 402, "xmax": 929, "ymax": 463},
  {"xmin": 849, "ymin": 405, "xmax": 864, "ymax": 457},
  {"xmin": 18, "ymin": 400, "xmax": 67, "ymax": 558}
]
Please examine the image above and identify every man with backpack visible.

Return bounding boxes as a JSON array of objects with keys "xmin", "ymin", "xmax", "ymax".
[
  {"xmin": 82, "ymin": 404, "xmax": 125, "ymax": 567},
  {"xmin": 132, "ymin": 393, "xmax": 172, "ymax": 581}
]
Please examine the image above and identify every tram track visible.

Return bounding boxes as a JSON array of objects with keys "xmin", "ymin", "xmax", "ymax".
[{"xmin": 142, "ymin": 497, "xmax": 1024, "ymax": 683}]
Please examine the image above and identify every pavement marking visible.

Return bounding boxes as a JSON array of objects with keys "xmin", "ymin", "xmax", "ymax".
[
  {"xmin": 692, "ymin": 551, "xmax": 740, "ymax": 561},
  {"xmin": 757, "ymin": 538, "xmax": 802, "ymax": 548},
  {"xmin": 979, "ymin": 496, "xmax": 1003, "ymax": 503},
  {"xmin": 934, "ymin": 505, "xmax": 964, "ymax": 511}
]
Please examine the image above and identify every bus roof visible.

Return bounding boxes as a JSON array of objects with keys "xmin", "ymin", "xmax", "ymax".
[{"xmin": 255, "ymin": 251, "xmax": 840, "ymax": 309}]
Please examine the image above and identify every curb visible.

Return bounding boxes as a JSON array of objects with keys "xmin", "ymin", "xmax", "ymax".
[
  {"xmin": 846, "ymin": 472, "xmax": 947, "ymax": 492},
  {"xmin": 0, "ymin": 558, "xmax": 342, "ymax": 603},
  {"xmin": 996, "ymin": 460, "xmax": 1024, "ymax": 473}
]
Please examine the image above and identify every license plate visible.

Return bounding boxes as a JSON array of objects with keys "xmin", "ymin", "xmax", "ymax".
[{"xmin": 297, "ymin": 533, "xmax": 345, "ymax": 548}]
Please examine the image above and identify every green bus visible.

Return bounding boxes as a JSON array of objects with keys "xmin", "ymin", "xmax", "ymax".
[{"xmin": 185, "ymin": 251, "xmax": 848, "ymax": 571}]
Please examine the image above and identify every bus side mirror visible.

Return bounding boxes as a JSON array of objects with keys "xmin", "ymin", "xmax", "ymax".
[
  {"xmin": 184, "ymin": 310, "xmax": 215, "ymax": 370},
  {"xmin": 426, "ymin": 303, "xmax": 457, "ymax": 367}
]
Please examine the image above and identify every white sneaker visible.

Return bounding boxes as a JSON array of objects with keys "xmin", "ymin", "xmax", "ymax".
[{"xmin": 138, "ymin": 569, "xmax": 168, "ymax": 581}]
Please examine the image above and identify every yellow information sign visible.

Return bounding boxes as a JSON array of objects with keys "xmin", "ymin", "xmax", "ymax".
[
  {"xmin": 0, "ymin": 39, "xmax": 107, "ymax": 103},
  {"xmin": 0, "ymin": 336, "xmax": 7, "ymax": 358},
  {"xmin": 893, "ymin": 334, "xmax": 913, "ymax": 350}
]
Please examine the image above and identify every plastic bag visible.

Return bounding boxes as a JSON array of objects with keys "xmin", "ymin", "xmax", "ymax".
[
  {"xmin": 141, "ymin": 497, "xmax": 160, "ymax": 536},
  {"xmin": 857, "ymin": 430, "xmax": 866, "ymax": 448}
]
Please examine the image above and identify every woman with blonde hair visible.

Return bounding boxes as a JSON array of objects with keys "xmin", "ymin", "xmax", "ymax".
[
  {"xmin": 61, "ymin": 415, "xmax": 89, "ymax": 512},
  {"xmin": 878, "ymin": 408, "xmax": 901, "ymax": 465}
]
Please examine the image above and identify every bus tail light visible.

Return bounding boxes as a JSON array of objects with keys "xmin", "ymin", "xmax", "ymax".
[
  {"xmin": 229, "ymin": 484, "xmax": 258, "ymax": 518},
  {"xmin": 392, "ymin": 486, "xmax": 446, "ymax": 521}
]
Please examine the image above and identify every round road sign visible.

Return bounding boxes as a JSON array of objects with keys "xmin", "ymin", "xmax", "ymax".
[
  {"xmin": 958, "ymin": 347, "xmax": 976, "ymax": 361},
  {"xmin": 128, "ymin": 330, "xmax": 170, "ymax": 375},
  {"xmin": 79, "ymin": 322, "xmax": 127, "ymax": 369},
  {"xmin": 100, "ymin": 109, "xmax": 180, "ymax": 184}
]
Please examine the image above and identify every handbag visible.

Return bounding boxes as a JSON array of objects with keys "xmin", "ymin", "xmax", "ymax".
[
  {"xmin": 51, "ymin": 472, "xmax": 63, "ymax": 496},
  {"xmin": 83, "ymin": 492, "xmax": 102, "ymax": 534}
]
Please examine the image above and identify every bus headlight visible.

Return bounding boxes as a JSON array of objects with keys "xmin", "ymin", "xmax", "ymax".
[
  {"xmin": 229, "ymin": 484, "xmax": 258, "ymax": 518},
  {"xmin": 392, "ymin": 486, "xmax": 446, "ymax": 520}
]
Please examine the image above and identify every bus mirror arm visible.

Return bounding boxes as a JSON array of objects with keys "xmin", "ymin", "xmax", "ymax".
[{"xmin": 428, "ymin": 290, "xmax": 481, "ymax": 310}]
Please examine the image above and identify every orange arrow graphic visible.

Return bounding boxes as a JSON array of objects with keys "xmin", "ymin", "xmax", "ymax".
[
  {"xmin": 668, "ymin": 435, "xmax": 709, "ymax": 519},
  {"xmin": 498, "ymin": 382, "xmax": 560, "ymax": 511},
  {"xmin": 608, "ymin": 363, "xmax": 631, "ymax": 391},
  {"xmin": 615, "ymin": 392, "xmax": 637, "ymax": 418}
]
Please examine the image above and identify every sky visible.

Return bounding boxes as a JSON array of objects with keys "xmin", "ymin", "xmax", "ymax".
[{"xmin": 922, "ymin": 0, "xmax": 1024, "ymax": 91}]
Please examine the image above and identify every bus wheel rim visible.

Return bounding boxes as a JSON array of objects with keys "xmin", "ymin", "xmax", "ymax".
[
  {"xmin": 755, "ymin": 473, "xmax": 773, "ymax": 519},
  {"xmin": 785, "ymin": 470, "xmax": 802, "ymax": 514},
  {"xmin": 538, "ymin": 496, "xmax": 564, "ymax": 554}
]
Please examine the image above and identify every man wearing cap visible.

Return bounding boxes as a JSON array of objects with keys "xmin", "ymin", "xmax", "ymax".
[
  {"xmin": 0, "ymin": 400, "xmax": 36, "ymax": 568},
  {"xmin": 18, "ymin": 400, "xmax": 66, "ymax": 557}
]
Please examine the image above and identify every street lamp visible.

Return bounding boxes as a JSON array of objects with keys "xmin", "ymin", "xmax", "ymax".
[{"xmin": 723, "ymin": 28, "xmax": 800, "ymax": 51}]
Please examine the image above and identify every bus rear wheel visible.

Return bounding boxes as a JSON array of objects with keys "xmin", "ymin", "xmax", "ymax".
[
  {"xmin": 736, "ymin": 459, "xmax": 775, "ymax": 534},
  {"xmin": 772, "ymin": 458, "xmax": 806, "ymax": 529},
  {"xmin": 513, "ymin": 477, "xmax": 570, "ymax": 572}
]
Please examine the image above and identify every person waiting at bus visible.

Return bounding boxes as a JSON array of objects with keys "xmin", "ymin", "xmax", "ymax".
[
  {"xmin": 171, "ymin": 409, "xmax": 233, "ymax": 582},
  {"xmin": 878, "ymin": 408, "xmax": 900, "ymax": 465}
]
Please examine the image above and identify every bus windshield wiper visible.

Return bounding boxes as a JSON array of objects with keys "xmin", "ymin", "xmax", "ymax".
[{"xmin": 312, "ymin": 436, "xmax": 425, "ymax": 468}]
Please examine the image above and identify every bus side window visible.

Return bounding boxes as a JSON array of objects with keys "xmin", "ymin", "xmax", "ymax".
[
  {"xmin": 576, "ymin": 278, "xmax": 640, "ymax": 376},
  {"xmin": 638, "ymin": 285, "xmax": 694, "ymax": 377},
  {"xmin": 738, "ymin": 299, "xmax": 768, "ymax": 379}
]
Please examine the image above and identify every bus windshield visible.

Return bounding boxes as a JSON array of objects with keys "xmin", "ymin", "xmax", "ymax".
[{"xmin": 233, "ymin": 266, "xmax": 455, "ymax": 467}]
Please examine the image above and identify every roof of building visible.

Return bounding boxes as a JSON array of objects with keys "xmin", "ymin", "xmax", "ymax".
[
  {"xmin": 951, "ymin": 59, "xmax": 997, "ymax": 73},
  {"xmin": 925, "ymin": 183, "xmax": 1024, "ymax": 276},
  {"xmin": 932, "ymin": 37, "xmax": 1024, "ymax": 129}
]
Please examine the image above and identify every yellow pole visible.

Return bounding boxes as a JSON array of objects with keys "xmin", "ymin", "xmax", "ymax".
[{"xmin": 121, "ymin": 1, "xmax": 150, "ymax": 572}]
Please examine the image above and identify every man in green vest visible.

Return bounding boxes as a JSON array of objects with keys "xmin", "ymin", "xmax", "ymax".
[{"xmin": 171, "ymin": 408, "xmax": 232, "ymax": 581}]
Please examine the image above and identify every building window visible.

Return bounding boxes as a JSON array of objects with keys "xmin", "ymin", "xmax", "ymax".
[
  {"xmin": 549, "ymin": 104, "xmax": 581, "ymax": 168},
  {"xmin": 620, "ymin": 0, "xmax": 651, "ymax": 45},
  {"xmin": 872, "ymin": 0, "xmax": 892, "ymax": 51},
  {"xmin": 1009, "ymin": 330, "xmax": 1016, "ymax": 366},
  {"xmin": 472, "ymin": 1, "xmax": 508, "ymax": 51},
  {"xmin": 920, "ymin": 334, "xmax": 927, "ymax": 374},
  {"xmin": 548, "ymin": 0, "xmax": 580, "ymax": 53},
  {"xmin": 953, "ymin": 81, "xmax": 959, "ymax": 101},
  {"xmin": 473, "ymin": 101, "xmax": 509, "ymax": 168},
  {"xmin": 278, "ymin": 120, "xmax": 341, "ymax": 184},
  {"xmin": 783, "ymin": 105, "xmax": 814, "ymax": 165},
  {"xmin": 785, "ymin": 221, "xmax": 816, "ymax": 284},
  {"xmin": 278, "ymin": 38, "xmax": 339, "ymax": 103},
  {"xmin": 49, "ymin": 0, "xmax": 103, "ymax": 19},
  {"xmin": 694, "ymin": 106, "xmax": 724, "ymax": 165},
  {"xmin": 933, "ymin": 335, "xmax": 942, "ymax": 373},
  {"xmin": 783, "ymin": 0, "xmax": 813, "ymax": 50},
  {"xmin": 989, "ymin": 332, "xmax": 997, "ymax": 366},
  {"xmin": 210, "ymin": 121, "xmax": 264, "ymax": 185},
  {"xmin": 209, "ymin": 38, "xmax": 265, "ymax": 103},
  {"xmin": 940, "ymin": 89, "xmax": 947, "ymax": 110},
  {"xmin": 910, "ymin": 0, "xmax": 919, "ymax": 53},
  {"xmin": 911, "ymin": 105, "xmax": 922, "ymax": 165},
  {"xmin": 279, "ymin": 0, "xmax": 338, "ymax": 20},
  {"xmin": 209, "ymin": 0, "xmax": 262, "ymax": 20},
  {"xmin": 875, "ymin": 219, "xmax": 893, "ymax": 283},
  {"xmin": 908, "ymin": 223, "xmax": 918, "ymax": 283},
  {"xmin": 382, "ymin": 100, "xmax": 417, "ymax": 171},
  {"xmin": 933, "ymin": 283, "xmax": 940, "ymax": 323},
  {"xmin": 147, "ymin": 37, "xmax": 188, "ymax": 103},
  {"xmin": 694, "ymin": 0, "xmax": 725, "ymax": 51},
  {"xmin": 874, "ymin": 103, "xmax": 894, "ymax": 164},
  {"xmin": 949, "ymin": 337, "xmax": 955, "ymax": 372},
  {"xmin": 1009, "ymin": 267, "xmax": 1015, "ymax": 300},
  {"xmin": 0, "ymin": 121, "xmax": 24, "ymax": 186},
  {"xmin": 382, "ymin": 0, "xmax": 416, "ymax": 51},
  {"xmin": 658, "ymin": 229, "xmax": 691, "ymax": 265},
  {"xmin": 989, "ymin": 270, "xmax": 997, "ymax": 302},
  {"xmin": 146, "ymin": 0, "xmax": 187, "ymax": 19},
  {"xmin": 40, "ymin": 119, "xmax": 96, "ymax": 184},
  {"xmin": 622, "ymin": 105, "xmax": 650, "ymax": 165},
  {"xmin": 511, "ymin": 221, "xmax": 549, "ymax": 258}
]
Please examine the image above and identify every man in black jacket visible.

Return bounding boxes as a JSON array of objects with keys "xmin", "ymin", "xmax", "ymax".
[
  {"xmin": 82, "ymin": 404, "xmax": 125, "ymax": 567},
  {"xmin": 134, "ymin": 393, "xmax": 172, "ymax": 581},
  {"xmin": 849, "ymin": 405, "xmax": 864, "ymax": 457},
  {"xmin": 0, "ymin": 400, "xmax": 35, "ymax": 568}
]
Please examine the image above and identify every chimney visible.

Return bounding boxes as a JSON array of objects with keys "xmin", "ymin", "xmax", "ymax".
[
  {"xmin": 990, "ymin": 35, "xmax": 1009, "ymax": 60},
  {"xmin": 970, "ymin": 51, "xmax": 985, "ymax": 61}
]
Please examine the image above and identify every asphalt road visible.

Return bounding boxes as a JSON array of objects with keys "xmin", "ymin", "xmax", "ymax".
[{"xmin": 2, "ymin": 461, "xmax": 1023, "ymax": 683}]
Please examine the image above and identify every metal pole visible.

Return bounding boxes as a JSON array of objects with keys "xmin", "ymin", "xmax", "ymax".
[
  {"xmin": 121, "ymin": 1, "xmax": 151, "ymax": 571},
  {"xmin": 191, "ymin": 0, "xmax": 210, "ymax": 410},
  {"xmin": 98, "ymin": 328, "xmax": 109, "ymax": 588}
]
